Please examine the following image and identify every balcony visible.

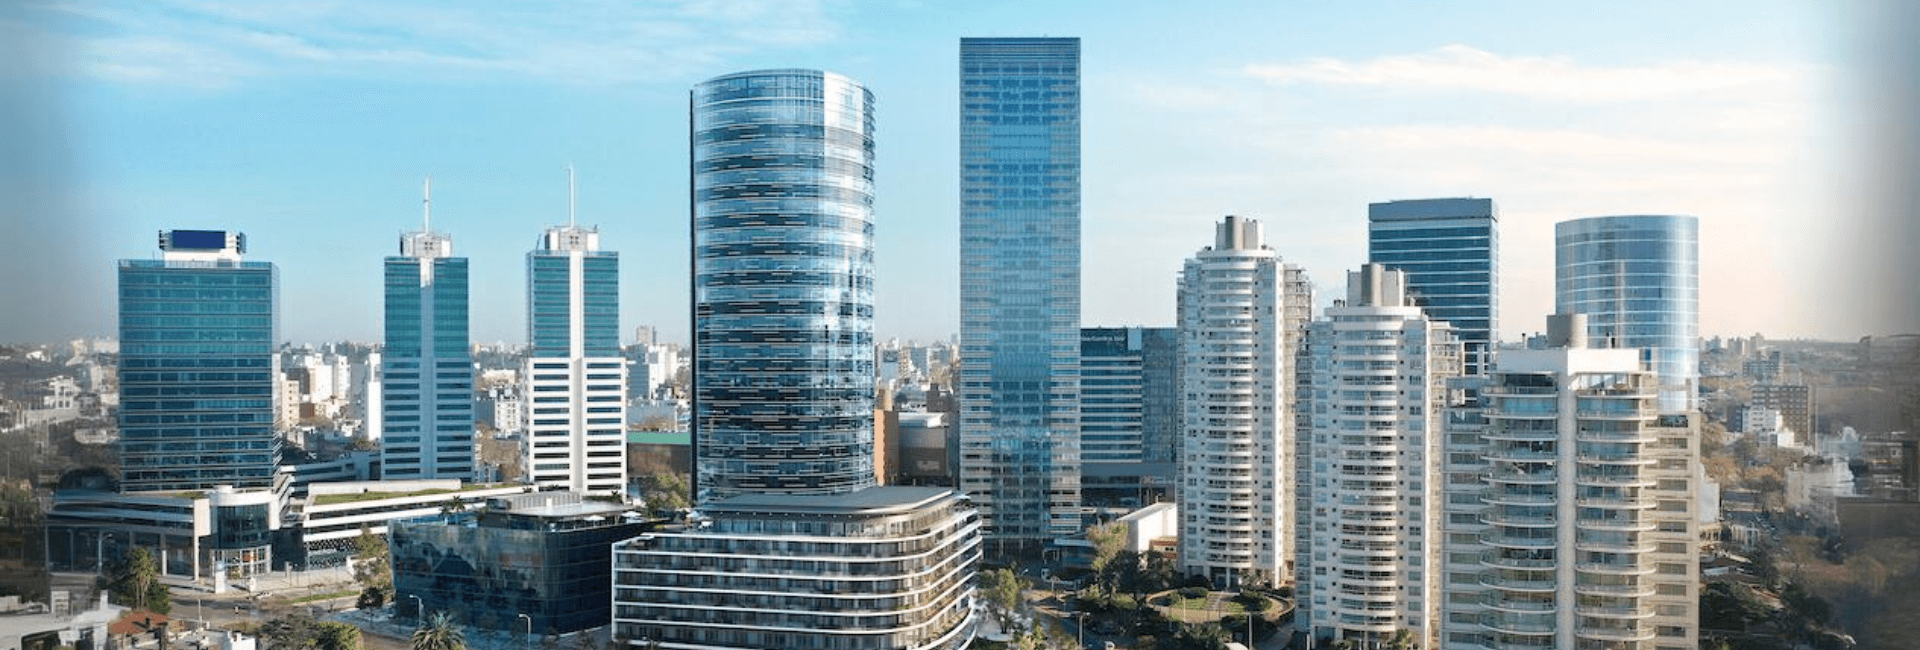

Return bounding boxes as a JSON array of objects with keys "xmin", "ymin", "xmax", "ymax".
[
  {"xmin": 1574, "ymin": 561, "xmax": 1655, "ymax": 576},
  {"xmin": 1574, "ymin": 624, "xmax": 1655, "ymax": 642},
  {"xmin": 1572, "ymin": 582, "xmax": 1655, "ymax": 598}
]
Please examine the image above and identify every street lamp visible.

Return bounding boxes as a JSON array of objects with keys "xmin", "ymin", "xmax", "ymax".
[
  {"xmin": 1075, "ymin": 611, "xmax": 1087, "ymax": 650},
  {"xmin": 407, "ymin": 594, "xmax": 423, "ymax": 620},
  {"xmin": 517, "ymin": 613, "xmax": 532, "ymax": 646},
  {"xmin": 95, "ymin": 532, "xmax": 115, "ymax": 573}
]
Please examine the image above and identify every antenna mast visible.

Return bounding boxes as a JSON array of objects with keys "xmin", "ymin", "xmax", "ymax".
[
  {"xmin": 423, "ymin": 175, "xmax": 433, "ymax": 232},
  {"xmin": 567, "ymin": 164, "xmax": 577, "ymax": 228}
]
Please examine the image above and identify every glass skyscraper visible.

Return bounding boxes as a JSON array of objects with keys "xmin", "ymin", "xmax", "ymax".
[
  {"xmin": 957, "ymin": 37, "xmax": 1084, "ymax": 546},
  {"xmin": 690, "ymin": 69, "xmax": 876, "ymax": 501},
  {"xmin": 118, "ymin": 229, "xmax": 279, "ymax": 492},
  {"xmin": 1554, "ymin": 215, "xmax": 1699, "ymax": 411},
  {"xmin": 381, "ymin": 196, "xmax": 474, "ymax": 481},
  {"xmin": 524, "ymin": 223, "xmax": 626, "ymax": 495},
  {"xmin": 1368, "ymin": 197, "xmax": 1499, "ymax": 375}
]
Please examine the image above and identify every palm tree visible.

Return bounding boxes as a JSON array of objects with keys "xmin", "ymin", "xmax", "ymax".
[{"xmin": 411, "ymin": 612, "xmax": 466, "ymax": 650}]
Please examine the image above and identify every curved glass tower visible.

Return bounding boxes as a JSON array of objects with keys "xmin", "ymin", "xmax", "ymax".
[
  {"xmin": 691, "ymin": 69, "xmax": 876, "ymax": 500},
  {"xmin": 1554, "ymin": 215, "xmax": 1699, "ymax": 411}
]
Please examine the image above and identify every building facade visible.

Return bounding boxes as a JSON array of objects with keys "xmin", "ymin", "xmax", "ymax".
[
  {"xmin": 1440, "ymin": 316, "xmax": 1699, "ymax": 650},
  {"xmin": 118, "ymin": 229, "xmax": 280, "ymax": 492},
  {"xmin": 381, "ymin": 192, "xmax": 475, "ymax": 481},
  {"xmin": 1079, "ymin": 327, "xmax": 1180, "ymax": 466},
  {"xmin": 1176, "ymin": 216, "xmax": 1312, "ymax": 588},
  {"xmin": 390, "ymin": 492, "xmax": 645, "ymax": 636},
  {"xmin": 957, "ymin": 37, "xmax": 1085, "ymax": 546},
  {"xmin": 1300, "ymin": 265, "xmax": 1460, "ymax": 647},
  {"xmin": 1554, "ymin": 215, "xmax": 1699, "ymax": 411},
  {"xmin": 1368, "ymin": 198, "xmax": 1499, "ymax": 376},
  {"xmin": 690, "ymin": 68, "xmax": 877, "ymax": 501},
  {"xmin": 524, "ymin": 224, "xmax": 627, "ymax": 495},
  {"xmin": 611, "ymin": 487, "xmax": 981, "ymax": 650}
]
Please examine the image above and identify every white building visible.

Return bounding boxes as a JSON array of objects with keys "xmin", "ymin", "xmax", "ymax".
[
  {"xmin": 1176, "ymin": 215, "xmax": 1312, "ymax": 589},
  {"xmin": 1301, "ymin": 265, "xmax": 1460, "ymax": 647},
  {"xmin": 1438, "ymin": 314, "xmax": 1699, "ymax": 650}
]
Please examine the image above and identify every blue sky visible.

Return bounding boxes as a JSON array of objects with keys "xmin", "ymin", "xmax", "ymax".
[{"xmin": 2, "ymin": 0, "xmax": 1868, "ymax": 346}]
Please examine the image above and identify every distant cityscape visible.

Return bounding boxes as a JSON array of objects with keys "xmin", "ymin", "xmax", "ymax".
[{"xmin": 1, "ymin": 31, "xmax": 1918, "ymax": 650}]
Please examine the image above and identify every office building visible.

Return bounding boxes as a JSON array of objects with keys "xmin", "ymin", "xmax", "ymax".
[
  {"xmin": 612, "ymin": 487, "xmax": 981, "ymax": 650},
  {"xmin": 381, "ymin": 182, "xmax": 475, "ymax": 480},
  {"xmin": 1300, "ymin": 265, "xmax": 1461, "ymax": 647},
  {"xmin": 1080, "ymin": 327, "xmax": 1179, "ymax": 508},
  {"xmin": 1750, "ymin": 382, "xmax": 1816, "ymax": 446},
  {"xmin": 690, "ymin": 68, "xmax": 877, "ymax": 500},
  {"xmin": 391, "ymin": 491, "xmax": 646, "ymax": 636},
  {"xmin": 1554, "ymin": 215, "xmax": 1700, "ymax": 411},
  {"xmin": 1438, "ymin": 314, "xmax": 1699, "ymax": 650},
  {"xmin": 1369, "ymin": 198, "xmax": 1499, "ymax": 376},
  {"xmin": 524, "ymin": 208, "xmax": 626, "ymax": 496},
  {"xmin": 118, "ymin": 229, "xmax": 280, "ymax": 492},
  {"xmin": 957, "ymin": 37, "xmax": 1085, "ymax": 547},
  {"xmin": 1176, "ymin": 216, "xmax": 1312, "ymax": 588}
]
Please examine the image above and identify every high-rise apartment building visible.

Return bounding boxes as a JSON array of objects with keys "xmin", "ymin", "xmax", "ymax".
[
  {"xmin": 689, "ymin": 69, "xmax": 877, "ymax": 501},
  {"xmin": 1176, "ymin": 216, "xmax": 1312, "ymax": 588},
  {"xmin": 524, "ymin": 215, "xmax": 626, "ymax": 496},
  {"xmin": 1555, "ymin": 215, "xmax": 1699, "ymax": 411},
  {"xmin": 381, "ymin": 183, "xmax": 474, "ymax": 480},
  {"xmin": 1369, "ymin": 198, "xmax": 1499, "ymax": 375},
  {"xmin": 118, "ymin": 229, "xmax": 280, "ymax": 492},
  {"xmin": 958, "ymin": 37, "xmax": 1085, "ymax": 546},
  {"xmin": 1438, "ymin": 315, "xmax": 1699, "ymax": 650},
  {"xmin": 1301, "ymin": 265, "xmax": 1460, "ymax": 647}
]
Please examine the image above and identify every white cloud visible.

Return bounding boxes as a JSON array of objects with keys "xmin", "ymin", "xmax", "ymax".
[
  {"xmin": 31, "ymin": 0, "xmax": 845, "ymax": 88},
  {"xmin": 1245, "ymin": 44, "xmax": 1808, "ymax": 102}
]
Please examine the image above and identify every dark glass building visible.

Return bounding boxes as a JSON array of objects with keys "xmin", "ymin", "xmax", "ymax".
[
  {"xmin": 1368, "ymin": 197, "xmax": 1500, "ymax": 376},
  {"xmin": 957, "ymin": 37, "xmax": 1084, "ymax": 545},
  {"xmin": 690, "ymin": 69, "xmax": 876, "ymax": 500},
  {"xmin": 118, "ymin": 229, "xmax": 279, "ymax": 492}
]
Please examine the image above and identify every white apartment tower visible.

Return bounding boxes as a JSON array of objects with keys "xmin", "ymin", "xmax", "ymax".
[
  {"xmin": 1440, "ymin": 314, "xmax": 1699, "ymax": 650},
  {"xmin": 523, "ymin": 216, "xmax": 626, "ymax": 496},
  {"xmin": 1300, "ymin": 265, "xmax": 1461, "ymax": 647},
  {"xmin": 1177, "ymin": 215, "xmax": 1312, "ymax": 588}
]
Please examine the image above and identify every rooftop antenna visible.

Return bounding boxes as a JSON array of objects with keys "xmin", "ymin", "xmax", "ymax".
[
  {"xmin": 422, "ymin": 175, "xmax": 433, "ymax": 232},
  {"xmin": 567, "ymin": 163, "xmax": 576, "ymax": 228}
]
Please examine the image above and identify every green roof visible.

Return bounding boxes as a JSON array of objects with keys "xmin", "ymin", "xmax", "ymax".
[{"xmin": 628, "ymin": 430, "xmax": 691, "ymax": 446}]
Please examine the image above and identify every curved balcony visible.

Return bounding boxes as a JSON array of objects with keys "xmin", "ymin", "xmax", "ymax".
[
  {"xmin": 1574, "ymin": 410, "xmax": 1651, "ymax": 421},
  {"xmin": 1574, "ymin": 625, "xmax": 1655, "ymax": 642},
  {"xmin": 1575, "ymin": 517, "xmax": 1654, "ymax": 533},
  {"xmin": 1572, "ymin": 582, "xmax": 1655, "ymax": 598},
  {"xmin": 1574, "ymin": 604, "xmax": 1655, "ymax": 619},
  {"xmin": 1575, "ymin": 473, "xmax": 1653, "ymax": 488},
  {"xmin": 1481, "ymin": 592, "xmax": 1556, "ymax": 613},
  {"xmin": 1574, "ymin": 539, "xmax": 1657, "ymax": 554},
  {"xmin": 1482, "ymin": 613, "xmax": 1557, "ymax": 636},
  {"xmin": 1480, "ymin": 512, "xmax": 1557, "ymax": 528},
  {"xmin": 1483, "ymin": 491, "xmax": 1557, "ymax": 507},
  {"xmin": 1337, "ymin": 573, "xmax": 1400, "ymax": 589},
  {"xmin": 1576, "ymin": 428, "xmax": 1656, "ymax": 443},
  {"xmin": 1479, "ymin": 574, "xmax": 1558, "ymax": 592},
  {"xmin": 1482, "ymin": 532, "xmax": 1558, "ymax": 550},
  {"xmin": 1486, "ymin": 469, "xmax": 1559, "ymax": 485},
  {"xmin": 1575, "ymin": 454, "xmax": 1655, "ymax": 467},
  {"xmin": 1482, "ymin": 554, "xmax": 1557, "ymax": 570},
  {"xmin": 1483, "ymin": 428, "xmax": 1561, "ymax": 443},
  {"xmin": 1574, "ymin": 561, "xmax": 1655, "ymax": 576},
  {"xmin": 1334, "ymin": 588, "xmax": 1398, "ymax": 604},
  {"xmin": 1485, "ymin": 448, "xmax": 1558, "ymax": 463},
  {"xmin": 1574, "ymin": 496, "xmax": 1653, "ymax": 509}
]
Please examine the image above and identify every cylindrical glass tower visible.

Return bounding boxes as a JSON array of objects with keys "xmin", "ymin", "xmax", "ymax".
[
  {"xmin": 691, "ymin": 69, "xmax": 876, "ymax": 500},
  {"xmin": 1554, "ymin": 215, "xmax": 1699, "ymax": 412}
]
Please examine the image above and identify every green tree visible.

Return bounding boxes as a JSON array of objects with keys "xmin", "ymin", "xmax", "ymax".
[
  {"xmin": 316, "ymin": 622, "xmax": 364, "ymax": 650},
  {"xmin": 259, "ymin": 612, "xmax": 321, "ymax": 650},
  {"xmin": 636, "ymin": 473, "xmax": 690, "ymax": 515},
  {"xmin": 412, "ymin": 611, "xmax": 466, "ymax": 650},
  {"xmin": 108, "ymin": 546, "xmax": 170, "ymax": 614},
  {"xmin": 981, "ymin": 567, "xmax": 1024, "ymax": 629},
  {"xmin": 352, "ymin": 524, "xmax": 392, "ymax": 608},
  {"xmin": 1087, "ymin": 522, "xmax": 1126, "ymax": 577}
]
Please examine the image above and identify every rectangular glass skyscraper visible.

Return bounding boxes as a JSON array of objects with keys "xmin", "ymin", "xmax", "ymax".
[
  {"xmin": 381, "ymin": 217, "xmax": 474, "ymax": 481},
  {"xmin": 524, "ymin": 225, "xmax": 626, "ymax": 495},
  {"xmin": 1369, "ymin": 198, "xmax": 1499, "ymax": 375},
  {"xmin": 118, "ymin": 230, "xmax": 279, "ymax": 492},
  {"xmin": 958, "ymin": 37, "xmax": 1083, "ymax": 546}
]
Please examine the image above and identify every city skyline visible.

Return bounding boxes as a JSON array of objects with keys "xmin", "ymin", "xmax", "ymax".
[{"xmin": 4, "ymin": 1, "xmax": 1879, "ymax": 346}]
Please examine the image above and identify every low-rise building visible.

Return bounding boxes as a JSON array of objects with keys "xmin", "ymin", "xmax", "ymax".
[
  {"xmin": 391, "ymin": 491, "xmax": 646, "ymax": 636},
  {"xmin": 611, "ymin": 486, "xmax": 980, "ymax": 650}
]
